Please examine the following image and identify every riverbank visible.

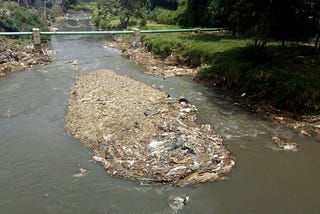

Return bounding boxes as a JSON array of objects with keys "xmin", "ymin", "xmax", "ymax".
[
  {"xmin": 253, "ymin": 104, "xmax": 320, "ymax": 140},
  {"xmin": 104, "ymin": 35, "xmax": 320, "ymax": 142},
  {"xmin": 103, "ymin": 37, "xmax": 197, "ymax": 78},
  {"xmin": 0, "ymin": 37, "xmax": 55, "ymax": 77},
  {"xmin": 65, "ymin": 69, "xmax": 234, "ymax": 186},
  {"xmin": 0, "ymin": 1, "xmax": 66, "ymax": 77}
]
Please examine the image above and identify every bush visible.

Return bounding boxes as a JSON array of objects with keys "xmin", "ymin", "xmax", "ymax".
[
  {"xmin": 140, "ymin": 17, "xmax": 147, "ymax": 27},
  {"xmin": 144, "ymin": 37, "xmax": 175, "ymax": 58},
  {"xmin": 268, "ymin": 69, "xmax": 320, "ymax": 112},
  {"xmin": 150, "ymin": 3, "xmax": 186, "ymax": 26},
  {"xmin": 0, "ymin": 2, "xmax": 49, "ymax": 32},
  {"xmin": 47, "ymin": 8, "xmax": 63, "ymax": 23},
  {"xmin": 74, "ymin": 2, "xmax": 98, "ymax": 12}
]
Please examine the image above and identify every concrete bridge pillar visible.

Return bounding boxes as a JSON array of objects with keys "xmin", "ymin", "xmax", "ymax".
[
  {"xmin": 196, "ymin": 28, "xmax": 202, "ymax": 34},
  {"xmin": 132, "ymin": 28, "xmax": 141, "ymax": 47},
  {"xmin": 33, "ymin": 28, "xmax": 41, "ymax": 51}
]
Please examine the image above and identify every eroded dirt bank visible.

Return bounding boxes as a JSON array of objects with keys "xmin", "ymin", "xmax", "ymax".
[{"xmin": 65, "ymin": 69, "xmax": 234, "ymax": 186}]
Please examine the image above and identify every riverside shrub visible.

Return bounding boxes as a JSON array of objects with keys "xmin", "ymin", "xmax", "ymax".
[{"xmin": 0, "ymin": 2, "xmax": 48, "ymax": 32}]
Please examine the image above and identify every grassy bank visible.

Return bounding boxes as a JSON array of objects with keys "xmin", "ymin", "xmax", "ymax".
[
  {"xmin": 143, "ymin": 33, "xmax": 250, "ymax": 66},
  {"xmin": 142, "ymin": 33, "xmax": 320, "ymax": 114}
]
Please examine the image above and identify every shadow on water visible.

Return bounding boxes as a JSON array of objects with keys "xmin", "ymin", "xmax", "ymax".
[{"xmin": 0, "ymin": 12, "xmax": 319, "ymax": 214}]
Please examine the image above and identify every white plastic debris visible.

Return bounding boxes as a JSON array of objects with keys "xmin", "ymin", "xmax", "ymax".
[
  {"xmin": 169, "ymin": 196, "xmax": 190, "ymax": 211},
  {"xmin": 73, "ymin": 167, "xmax": 89, "ymax": 177},
  {"xmin": 93, "ymin": 156, "xmax": 104, "ymax": 162}
]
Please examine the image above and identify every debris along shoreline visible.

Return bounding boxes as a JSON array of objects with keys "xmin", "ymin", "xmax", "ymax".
[
  {"xmin": 0, "ymin": 38, "xmax": 55, "ymax": 77},
  {"xmin": 102, "ymin": 38, "xmax": 197, "ymax": 78},
  {"xmin": 65, "ymin": 69, "xmax": 234, "ymax": 186},
  {"xmin": 104, "ymin": 38, "xmax": 320, "ymax": 142}
]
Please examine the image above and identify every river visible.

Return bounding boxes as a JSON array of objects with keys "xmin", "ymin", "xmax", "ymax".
[{"xmin": 1, "ymin": 13, "xmax": 319, "ymax": 214}]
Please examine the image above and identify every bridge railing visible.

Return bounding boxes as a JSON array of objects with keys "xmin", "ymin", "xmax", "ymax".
[
  {"xmin": 0, "ymin": 27, "xmax": 225, "ymax": 50},
  {"xmin": 0, "ymin": 28, "xmax": 223, "ymax": 36}
]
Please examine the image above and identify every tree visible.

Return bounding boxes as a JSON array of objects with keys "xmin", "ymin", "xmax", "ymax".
[
  {"xmin": 118, "ymin": 0, "xmax": 149, "ymax": 29},
  {"xmin": 95, "ymin": 0, "xmax": 149, "ymax": 29},
  {"xmin": 179, "ymin": 0, "xmax": 212, "ymax": 27},
  {"xmin": 92, "ymin": 0, "xmax": 119, "ymax": 29},
  {"xmin": 62, "ymin": 0, "xmax": 78, "ymax": 11},
  {"xmin": 309, "ymin": 0, "xmax": 320, "ymax": 49},
  {"xmin": 208, "ymin": 0, "xmax": 236, "ymax": 28},
  {"xmin": 266, "ymin": 0, "xmax": 316, "ymax": 45},
  {"xmin": 150, "ymin": 0, "xmax": 178, "ymax": 10},
  {"xmin": 210, "ymin": 0, "xmax": 318, "ymax": 47}
]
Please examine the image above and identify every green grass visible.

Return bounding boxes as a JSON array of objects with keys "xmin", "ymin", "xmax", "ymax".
[
  {"xmin": 0, "ymin": 36, "xmax": 32, "ymax": 51},
  {"xmin": 149, "ymin": 3, "xmax": 187, "ymax": 26},
  {"xmin": 143, "ymin": 33, "xmax": 250, "ymax": 66},
  {"xmin": 142, "ymin": 21, "xmax": 180, "ymax": 30},
  {"xmin": 142, "ymin": 32, "xmax": 320, "ymax": 113}
]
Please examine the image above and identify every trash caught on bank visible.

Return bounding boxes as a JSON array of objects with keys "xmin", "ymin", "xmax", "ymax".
[
  {"xmin": 65, "ymin": 69, "xmax": 235, "ymax": 186},
  {"xmin": 0, "ymin": 40, "xmax": 54, "ymax": 77},
  {"xmin": 272, "ymin": 135, "xmax": 298, "ymax": 151}
]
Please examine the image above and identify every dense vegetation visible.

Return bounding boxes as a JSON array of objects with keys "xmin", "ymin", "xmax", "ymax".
[
  {"xmin": 143, "ymin": 33, "xmax": 320, "ymax": 113},
  {"xmin": 82, "ymin": 0, "xmax": 319, "ymax": 49},
  {"xmin": 0, "ymin": 1, "xmax": 49, "ymax": 32},
  {"xmin": 150, "ymin": 0, "xmax": 319, "ymax": 47},
  {"xmin": 80, "ymin": 0, "xmax": 319, "ymax": 113},
  {"xmin": 1, "ymin": 0, "xmax": 319, "ymax": 113}
]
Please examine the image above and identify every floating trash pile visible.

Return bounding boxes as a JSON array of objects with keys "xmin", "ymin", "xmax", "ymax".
[{"xmin": 65, "ymin": 70, "xmax": 234, "ymax": 186}]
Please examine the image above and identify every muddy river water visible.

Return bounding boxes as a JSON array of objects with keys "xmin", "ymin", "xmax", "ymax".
[{"xmin": 1, "ymin": 13, "xmax": 320, "ymax": 213}]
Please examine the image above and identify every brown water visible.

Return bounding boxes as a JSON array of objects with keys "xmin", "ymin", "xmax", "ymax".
[{"xmin": 0, "ymin": 13, "xmax": 319, "ymax": 213}]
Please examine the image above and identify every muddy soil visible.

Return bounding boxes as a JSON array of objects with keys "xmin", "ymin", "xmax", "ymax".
[
  {"xmin": 65, "ymin": 69, "xmax": 234, "ymax": 186},
  {"xmin": 0, "ymin": 38, "xmax": 55, "ymax": 77}
]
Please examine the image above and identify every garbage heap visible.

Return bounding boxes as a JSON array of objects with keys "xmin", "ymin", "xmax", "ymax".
[
  {"xmin": 65, "ymin": 69, "xmax": 235, "ymax": 186},
  {"xmin": 0, "ymin": 38, "xmax": 54, "ymax": 77}
]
